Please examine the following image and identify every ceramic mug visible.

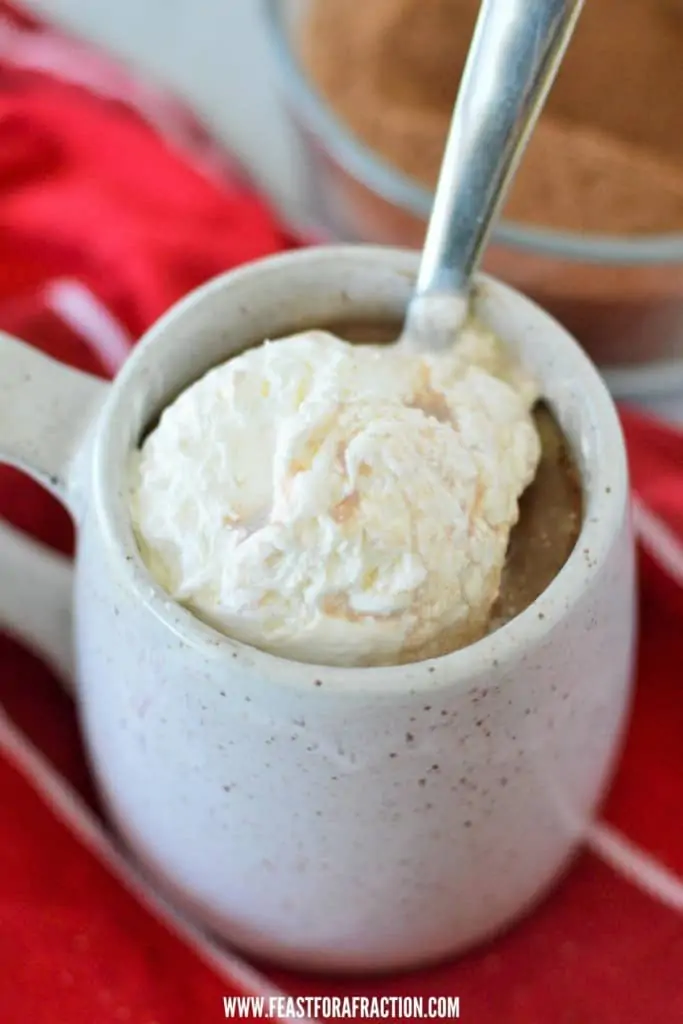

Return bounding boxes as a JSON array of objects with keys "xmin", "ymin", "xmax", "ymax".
[{"xmin": 0, "ymin": 246, "xmax": 636, "ymax": 973}]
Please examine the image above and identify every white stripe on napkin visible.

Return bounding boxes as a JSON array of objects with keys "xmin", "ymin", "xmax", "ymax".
[
  {"xmin": 44, "ymin": 279, "xmax": 133, "ymax": 374},
  {"xmin": 587, "ymin": 822, "xmax": 683, "ymax": 912},
  {"xmin": 633, "ymin": 496, "xmax": 683, "ymax": 589}
]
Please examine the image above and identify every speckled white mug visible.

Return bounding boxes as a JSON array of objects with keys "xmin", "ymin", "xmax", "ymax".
[{"xmin": 0, "ymin": 246, "xmax": 636, "ymax": 973}]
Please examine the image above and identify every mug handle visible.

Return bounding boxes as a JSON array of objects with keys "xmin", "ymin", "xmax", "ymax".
[
  {"xmin": 0, "ymin": 519, "xmax": 75, "ymax": 691},
  {"xmin": 0, "ymin": 331, "xmax": 110, "ymax": 690}
]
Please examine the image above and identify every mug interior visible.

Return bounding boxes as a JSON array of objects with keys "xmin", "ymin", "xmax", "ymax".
[{"xmin": 93, "ymin": 245, "xmax": 629, "ymax": 691}]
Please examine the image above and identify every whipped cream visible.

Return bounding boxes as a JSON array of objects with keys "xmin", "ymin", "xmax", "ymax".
[{"xmin": 129, "ymin": 323, "xmax": 541, "ymax": 667}]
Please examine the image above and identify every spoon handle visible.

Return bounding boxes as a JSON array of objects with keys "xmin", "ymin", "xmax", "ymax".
[{"xmin": 416, "ymin": 0, "xmax": 585, "ymax": 300}]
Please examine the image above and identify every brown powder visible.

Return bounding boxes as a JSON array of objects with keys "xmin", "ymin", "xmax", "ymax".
[
  {"xmin": 331, "ymin": 490, "xmax": 360, "ymax": 523},
  {"xmin": 409, "ymin": 387, "xmax": 453, "ymax": 424},
  {"xmin": 301, "ymin": 0, "xmax": 683, "ymax": 235}
]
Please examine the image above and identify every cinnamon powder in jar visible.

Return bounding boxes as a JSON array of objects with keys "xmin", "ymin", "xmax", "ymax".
[
  {"xmin": 297, "ymin": 0, "xmax": 683, "ymax": 368},
  {"xmin": 300, "ymin": 0, "xmax": 683, "ymax": 236}
]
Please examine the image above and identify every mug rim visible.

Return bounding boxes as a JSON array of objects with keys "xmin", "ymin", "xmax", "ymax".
[{"xmin": 92, "ymin": 245, "xmax": 630, "ymax": 694}]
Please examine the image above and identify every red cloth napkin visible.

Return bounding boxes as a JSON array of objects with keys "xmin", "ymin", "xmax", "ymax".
[{"xmin": 1, "ymin": 5, "xmax": 683, "ymax": 1022}]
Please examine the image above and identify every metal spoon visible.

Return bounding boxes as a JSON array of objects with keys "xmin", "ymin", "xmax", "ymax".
[{"xmin": 400, "ymin": 0, "xmax": 585, "ymax": 352}]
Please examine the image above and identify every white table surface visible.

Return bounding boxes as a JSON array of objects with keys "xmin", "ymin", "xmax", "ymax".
[{"xmin": 21, "ymin": 1, "xmax": 683, "ymax": 426}]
